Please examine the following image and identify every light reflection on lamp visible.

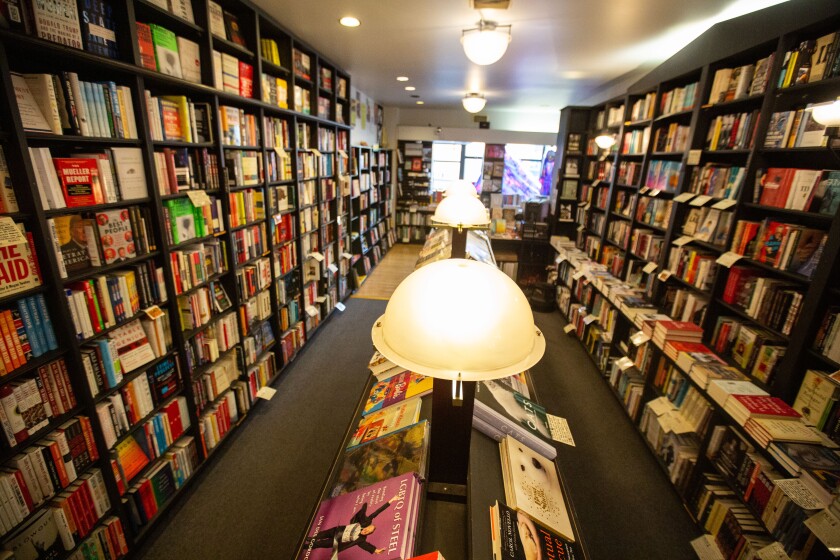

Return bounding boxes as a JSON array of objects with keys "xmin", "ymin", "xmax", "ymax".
[
  {"xmin": 444, "ymin": 179, "xmax": 480, "ymax": 198},
  {"xmin": 432, "ymin": 192, "xmax": 489, "ymax": 229},
  {"xmin": 594, "ymin": 134, "xmax": 616, "ymax": 150},
  {"xmin": 811, "ymin": 98, "xmax": 840, "ymax": 155},
  {"xmin": 461, "ymin": 20, "xmax": 511, "ymax": 66}
]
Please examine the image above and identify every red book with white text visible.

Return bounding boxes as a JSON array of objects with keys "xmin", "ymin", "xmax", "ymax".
[
  {"xmin": 724, "ymin": 394, "xmax": 802, "ymax": 426},
  {"xmin": 53, "ymin": 158, "xmax": 102, "ymax": 207}
]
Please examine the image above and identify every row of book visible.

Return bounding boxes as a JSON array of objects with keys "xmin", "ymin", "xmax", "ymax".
[
  {"xmin": 644, "ymin": 159, "xmax": 682, "ymax": 192},
  {"xmin": 0, "ymin": 358, "xmax": 76, "ymax": 447},
  {"xmin": 219, "ymin": 106, "xmax": 260, "ymax": 147},
  {"xmin": 652, "ymin": 122, "xmax": 689, "ymax": 153},
  {"xmin": 778, "ymin": 30, "xmax": 840, "ymax": 88},
  {"xmin": 137, "ymin": 23, "xmax": 201, "ymax": 84},
  {"xmin": 29, "ymin": 147, "xmax": 147, "ymax": 211},
  {"xmin": 0, "ymin": 295, "xmax": 57, "ymax": 377},
  {"xmin": 183, "ymin": 313, "xmax": 239, "ymax": 369},
  {"xmin": 659, "ymin": 81, "xmax": 698, "ymax": 116},
  {"xmin": 686, "ymin": 163, "xmax": 745, "ymax": 200},
  {"xmin": 208, "ymin": 1, "xmax": 247, "ymax": 47},
  {"xmin": 764, "ymin": 106, "xmax": 828, "ymax": 149},
  {"xmin": 722, "ymin": 266, "xmax": 804, "ymax": 336},
  {"xmin": 144, "ymin": 93, "xmax": 213, "ymax": 144},
  {"xmin": 170, "ymin": 241, "xmax": 228, "ymax": 297},
  {"xmin": 224, "ymin": 150, "xmax": 263, "ymax": 187},
  {"xmin": 212, "ymin": 50, "xmax": 253, "ymax": 98},
  {"xmin": 682, "ymin": 207, "xmax": 733, "ymax": 247},
  {"xmin": 13, "ymin": 72, "xmax": 137, "ymax": 139},
  {"xmin": 815, "ymin": 308, "xmax": 840, "ymax": 363},
  {"xmin": 706, "ymin": 53, "xmax": 774, "ymax": 104},
  {"xmin": 153, "ymin": 149, "xmax": 221, "ymax": 195},
  {"xmin": 162, "ymin": 196, "xmax": 224, "ymax": 246},
  {"xmin": 709, "ymin": 317, "xmax": 784, "ymax": 384},
  {"xmin": 754, "ymin": 168, "xmax": 839, "ymax": 214},
  {"xmin": 0, "ymin": 415, "xmax": 100, "ymax": 533},
  {"xmin": 705, "ymin": 110, "xmax": 759, "ymax": 151},
  {"xmin": 193, "ymin": 352, "xmax": 239, "ymax": 414},
  {"xmin": 729, "ymin": 219, "xmax": 825, "ymax": 278}
]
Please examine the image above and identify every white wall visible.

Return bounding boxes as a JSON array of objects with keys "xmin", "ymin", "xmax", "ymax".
[
  {"xmin": 394, "ymin": 106, "xmax": 560, "ymax": 135},
  {"xmin": 397, "ymin": 124, "xmax": 557, "ymax": 146}
]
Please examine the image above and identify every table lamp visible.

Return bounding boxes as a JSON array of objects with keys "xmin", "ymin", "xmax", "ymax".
[
  {"xmin": 432, "ymin": 180, "xmax": 489, "ymax": 258},
  {"xmin": 371, "ymin": 259, "xmax": 545, "ymax": 489}
]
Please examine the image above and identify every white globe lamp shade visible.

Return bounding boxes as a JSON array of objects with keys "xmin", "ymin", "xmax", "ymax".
[
  {"xmin": 811, "ymin": 99, "xmax": 840, "ymax": 127},
  {"xmin": 461, "ymin": 21, "xmax": 511, "ymax": 66},
  {"xmin": 371, "ymin": 259, "xmax": 545, "ymax": 382},
  {"xmin": 432, "ymin": 192, "xmax": 489, "ymax": 228},
  {"xmin": 462, "ymin": 93, "xmax": 486, "ymax": 113},
  {"xmin": 444, "ymin": 180, "xmax": 480, "ymax": 198},
  {"xmin": 594, "ymin": 134, "xmax": 616, "ymax": 149}
]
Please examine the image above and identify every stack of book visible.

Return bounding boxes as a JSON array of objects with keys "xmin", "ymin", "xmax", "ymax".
[{"xmin": 652, "ymin": 320, "xmax": 703, "ymax": 347}]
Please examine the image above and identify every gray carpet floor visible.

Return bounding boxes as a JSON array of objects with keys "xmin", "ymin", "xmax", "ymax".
[{"xmin": 135, "ymin": 300, "xmax": 700, "ymax": 560}]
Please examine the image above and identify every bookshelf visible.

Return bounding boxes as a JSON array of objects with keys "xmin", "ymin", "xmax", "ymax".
[
  {"xmin": 0, "ymin": 0, "xmax": 379, "ymax": 553},
  {"xmin": 552, "ymin": 3, "xmax": 840, "ymax": 557},
  {"xmin": 396, "ymin": 139, "xmax": 434, "ymax": 243}
]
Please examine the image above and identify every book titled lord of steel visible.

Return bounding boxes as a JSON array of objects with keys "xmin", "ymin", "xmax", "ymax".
[{"xmin": 299, "ymin": 473, "xmax": 422, "ymax": 560}]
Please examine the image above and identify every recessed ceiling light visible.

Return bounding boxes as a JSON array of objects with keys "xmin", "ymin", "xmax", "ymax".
[
  {"xmin": 405, "ymin": 86, "xmax": 416, "ymax": 91},
  {"xmin": 339, "ymin": 16, "xmax": 360, "ymax": 27},
  {"xmin": 416, "ymin": 101, "xmax": 425, "ymax": 105},
  {"xmin": 397, "ymin": 76, "xmax": 409, "ymax": 82}
]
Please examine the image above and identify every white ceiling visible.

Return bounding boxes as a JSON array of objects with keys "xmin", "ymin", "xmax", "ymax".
[{"xmin": 251, "ymin": 0, "xmax": 791, "ymax": 116}]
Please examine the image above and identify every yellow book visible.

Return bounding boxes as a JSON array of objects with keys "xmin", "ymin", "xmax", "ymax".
[{"xmin": 161, "ymin": 96, "xmax": 192, "ymax": 143}]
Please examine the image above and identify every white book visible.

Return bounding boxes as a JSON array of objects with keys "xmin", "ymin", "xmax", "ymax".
[
  {"xmin": 110, "ymin": 147, "xmax": 148, "ymax": 200},
  {"xmin": 221, "ymin": 53, "xmax": 239, "ymax": 94},
  {"xmin": 64, "ymin": 73, "xmax": 91, "ymax": 136},
  {"xmin": 11, "ymin": 74, "xmax": 52, "ymax": 132},
  {"xmin": 208, "ymin": 1, "xmax": 226, "ymax": 38},
  {"xmin": 111, "ymin": 320, "xmax": 156, "ymax": 373},
  {"xmin": 177, "ymin": 37, "xmax": 202, "ymax": 84},
  {"xmin": 785, "ymin": 169, "xmax": 821, "ymax": 211},
  {"xmin": 95, "ymin": 402, "xmax": 117, "ymax": 448},
  {"xmin": 168, "ymin": 0, "xmax": 194, "ymax": 22},
  {"xmin": 0, "ymin": 147, "xmax": 20, "ymax": 213},
  {"xmin": 28, "ymin": 147, "xmax": 63, "ymax": 209},
  {"xmin": 212, "ymin": 50, "xmax": 223, "ymax": 91},
  {"xmin": 22, "ymin": 74, "xmax": 62, "ymax": 135}
]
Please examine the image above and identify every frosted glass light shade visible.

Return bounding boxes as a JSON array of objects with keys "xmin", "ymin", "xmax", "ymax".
[
  {"xmin": 462, "ymin": 93, "xmax": 486, "ymax": 113},
  {"xmin": 371, "ymin": 259, "xmax": 545, "ymax": 381},
  {"xmin": 811, "ymin": 99, "xmax": 840, "ymax": 127},
  {"xmin": 594, "ymin": 134, "xmax": 616, "ymax": 149},
  {"xmin": 461, "ymin": 21, "xmax": 511, "ymax": 66},
  {"xmin": 444, "ymin": 180, "xmax": 480, "ymax": 198},
  {"xmin": 432, "ymin": 192, "xmax": 489, "ymax": 228}
]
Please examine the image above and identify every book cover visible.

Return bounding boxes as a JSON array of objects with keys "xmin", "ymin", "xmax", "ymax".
[
  {"xmin": 111, "ymin": 320, "xmax": 156, "ymax": 373},
  {"xmin": 114, "ymin": 433, "xmax": 149, "ymax": 483},
  {"xmin": 299, "ymin": 473, "xmax": 422, "ymax": 560},
  {"xmin": 818, "ymin": 170, "xmax": 840, "ymax": 216},
  {"xmin": 3, "ymin": 509, "xmax": 64, "ymax": 559},
  {"xmin": 135, "ymin": 22, "xmax": 157, "ymax": 70},
  {"xmin": 95, "ymin": 208, "xmax": 137, "ymax": 264},
  {"xmin": 110, "ymin": 147, "xmax": 148, "ymax": 200},
  {"xmin": 0, "ymin": 222, "xmax": 43, "ymax": 297},
  {"xmin": 176, "ymin": 37, "xmax": 201, "ymax": 84},
  {"xmin": 332, "ymin": 420, "xmax": 429, "ymax": 497},
  {"xmin": 11, "ymin": 73, "xmax": 53, "ymax": 132},
  {"xmin": 500, "ymin": 436, "xmax": 574, "ymax": 542},
  {"xmin": 149, "ymin": 23, "xmax": 183, "ymax": 78},
  {"xmin": 362, "ymin": 371, "xmax": 431, "ymax": 416},
  {"xmin": 493, "ymin": 501, "xmax": 576, "ymax": 560},
  {"xmin": 349, "ymin": 397, "xmax": 422, "ymax": 448},
  {"xmin": 52, "ymin": 213, "xmax": 92, "ymax": 273},
  {"xmin": 207, "ymin": 1, "xmax": 225, "ymax": 38},
  {"xmin": 79, "ymin": 0, "xmax": 119, "ymax": 58},
  {"xmin": 30, "ymin": 0, "xmax": 83, "ymax": 49},
  {"xmin": 793, "ymin": 370, "xmax": 840, "ymax": 427},
  {"xmin": 223, "ymin": 11, "xmax": 246, "ymax": 46},
  {"xmin": 52, "ymin": 157, "xmax": 101, "ymax": 206},
  {"xmin": 475, "ymin": 379, "xmax": 555, "ymax": 449}
]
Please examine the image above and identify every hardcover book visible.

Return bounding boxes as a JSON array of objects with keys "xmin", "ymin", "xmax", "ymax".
[
  {"xmin": 80, "ymin": 0, "xmax": 119, "ymax": 58},
  {"xmin": 299, "ymin": 473, "xmax": 422, "ymax": 560},
  {"xmin": 95, "ymin": 208, "xmax": 137, "ymax": 264},
  {"xmin": 52, "ymin": 213, "xmax": 93, "ymax": 273},
  {"xmin": 348, "ymin": 397, "xmax": 422, "ymax": 448},
  {"xmin": 149, "ymin": 23, "xmax": 183, "ymax": 79},
  {"xmin": 0, "ymin": 224, "xmax": 42, "ymax": 297},
  {"xmin": 492, "ymin": 501, "xmax": 576, "ymax": 560},
  {"xmin": 361, "ymin": 371, "xmax": 432, "ymax": 416},
  {"xmin": 500, "ymin": 435, "xmax": 574, "ymax": 542},
  {"xmin": 332, "ymin": 420, "xmax": 429, "ymax": 497},
  {"xmin": 52, "ymin": 157, "xmax": 101, "ymax": 206},
  {"xmin": 3, "ymin": 509, "xmax": 64, "ymax": 559},
  {"xmin": 30, "ymin": 0, "xmax": 84, "ymax": 49}
]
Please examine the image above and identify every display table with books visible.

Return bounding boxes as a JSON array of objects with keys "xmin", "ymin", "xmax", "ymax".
[{"xmin": 294, "ymin": 231, "xmax": 589, "ymax": 560}]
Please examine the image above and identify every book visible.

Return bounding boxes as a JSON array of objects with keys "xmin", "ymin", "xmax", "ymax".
[
  {"xmin": 51, "ymin": 213, "xmax": 93, "ymax": 273},
  {"xmin": 149, "ymin": 24, "xmax": 183, "ymax": 78},
  {"xmin": 177, "ymin": 37, "xmax": 201, "ymax": 84},
  {"xmin": 0, "ymin": 223, "xmax": 42, "ymax": 298},
  {"xmin": 348, "ymin": 397, "xmax": 422, "ymax": 448},
  {"xmin": 95, "ymin": 208, "xmax": 137, "ymax": 264},
  {"xmin": 80, "ymin": 0, "xmax": 119, "ymax": 58},
  {"xmin": 500, "ymin": 435, "xmax": 574, "ymax": 542},
  {"xmin": 361, "ymin": 370, "xmax": 432, "ymax": 416},
  {"xmin": 724, "ymin": 394, "xmax": 801, "ymax": 426},
  {"xmin": 491, "ymin": 500, "xmax": 576, "ymax": 560},
  {"xmin": 30, "ymin": 0, "xmax": 83, "ymax": 49},
  {"xmin": 3, "ymin": 509, "xmax": 65, "ymax": 559},
  {"xmin": 818, "ymin": 170, "xmax": 840, "ymax": 216},
  {"xmin": 110, "ymin": 147, "xmax": 148, "ymax": 200},
  {"xmin": 11, "ymin": 73, "xmax": 53, "ymax": 132},
  {"xmin": 52, "ymin": 157, "xmax": 101, "ymax": 206},
  {"xmin": 299, "ymin": 473, "xmax": 423, "ymax": 560},
  {"xmin": 332, "ymin": 420, "xmax": 429, "ymax": 497},
  {"xmin": 793, "ymin": 370, "xmax": 840, "ymax": 428},
  {"xmin": 474, "ymin": 380, "xmax": 557, "ymax": 459}
]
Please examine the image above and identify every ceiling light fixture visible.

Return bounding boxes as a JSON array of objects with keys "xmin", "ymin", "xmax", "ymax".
[
  {"xmin": 405, "ymin": 86, "xmax": 416, "ymax": 91},
  {"xmin": 339, "ymin": 16, "xmax": 360, "ymax": 27},
  {"xmin": 396, "ymin": 76, "xmax": 409, "ymax": 82},
  {"xmin": 461, "ymin": 20, "xmax": 511, "ymax": 66},
  {"xmin": 416, "ymin": 101, "xmax": 424, "ymax": 105},
  {"xmin": 594, "ymin": 134, "xmax": 616, "ymax": 149},
  {"xmin": 462, "ymin": 93, "xmax": 486, "ymax": 113}
]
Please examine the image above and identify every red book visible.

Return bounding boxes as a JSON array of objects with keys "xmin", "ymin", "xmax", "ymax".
[
  {"xmin": 239, "ymin": 61, "xmax": 253, "ymax": 98},
  {"xmin": 758, "ymin": 168, "xmax": 795, "ymax": 207},
  {"xmin": 656, "ymin": 320, "xmax": 703, "ymax": 334},
  {"xmin": 43, "ymin": 439, "xmax": 70, "ymax": 488},
  {"xmin": 163, "ymin": 399, "xmax": 185, "ymax": 440},
  {"xmin": 728, "ymin": 395, "xmax": 801, "ymax": 419},
  {"xmin": 53, "ymin": 158, "xmax": 102, "ymax": 207},
  {"xmin": 11, "ymin": 468, "xmax": 34, "ymax": 512},
  {"xmin": 138, "ymin": 478, "xmax": 158, "ymax": 518},
  {"xmin": 135, "ymin": 22, "xmax": 157, "ymax": 70},
  {"xmin": 79, "ymin": 416, "xmax": 99, "ymax": 461}
]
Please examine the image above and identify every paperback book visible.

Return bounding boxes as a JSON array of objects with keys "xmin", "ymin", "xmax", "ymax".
[
  {"xmin": 491, "ymin": 501, "xmax": 576, "ymax": 560},
  {"xmin": 362, "ymin": 371, "xmax": 432, "ymax": 416},
  {"xmin": 348, "ymin": 397, "xmax": 422, "ymax": 448}
]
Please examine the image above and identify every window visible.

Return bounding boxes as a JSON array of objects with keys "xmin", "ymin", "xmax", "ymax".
[
  {"xmin": 502, "ymin": 144, "xmax": 556, "ymax": 199},
  {"xmin": 430, "ymin": 141, "xmax": 485, "ymax": 193}
]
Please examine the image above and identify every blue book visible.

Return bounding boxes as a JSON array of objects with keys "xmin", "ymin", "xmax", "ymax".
[
  {"xmin": 101, "ymin": 81, "xmax": 122, "ymax": 138},
  {"xmin": 24, "ymin": 296, "xmax": 48, "ymax": 356},
  {"xmin": 17, "ymin": 298, "xmax": 43, "ymax": 357},
  {"xmin": 81, "ymin": 80, "xmax": 102, "ymax": 137},
  {"xmin": 34, "ymin": 294, "xmax": 58, "ymax": 350},
  {"xmin": 92, "ymin": 338, "xmax": 120, "ymax": 388}
]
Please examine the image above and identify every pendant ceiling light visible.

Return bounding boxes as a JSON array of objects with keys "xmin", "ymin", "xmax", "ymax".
[
  {"xmin": 462, "ymin": 93, "xmax": 486, "ymax": 113},
  {"xmin": 461, "ymin": 20, "xmax": 511, "ymax": 66}
]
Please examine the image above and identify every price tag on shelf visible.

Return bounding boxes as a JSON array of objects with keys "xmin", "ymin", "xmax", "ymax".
[
  {"xmin": 577, "ymin": 225, "xmax": 585, "ymax": 232},
  {"xmin": 274, "ymin": 146, "xmax": 290, "ymax": 159},
  {"xmin": 673, "ymin": 235, "xmax": 694, "ymax": 247},
  {"xmin": 657, "ymin": 270, "xmax": 672, "ymax": 282},
  {"xmin": 712, "ymin": 198, "xmax": 737, "ymax": 210},
  {"xmin": 311, "ymin": 148, "xmax": 323, "ymax": 157},
  {"xmin": 617, "ymin": 357, "xmax": 635, "ymax": 371},
  {"xmin": 342, "ymin": 252, "xmax": 353, "ymax": 259},
  {"xmin": 689, "ymin": 194, "xmax": 713, "ymax": 206},
  {"xmin": 804, "ymin": 511, "xmax": 840, "ymax": 556},
  {"xmin": 546, "ymin": 415, "xmax": 575, "ymax": 446},
  {"xmin": 0, "ymin": 217, "xmax": 27, "ymax": 247},
  {"xmin": 642, "ymin": 262, "xmax": 658, "ymax": 274},
  {"xmin": 309, "ymin": 252, "xmax": 325, "ymax": 262},
  {"xmin": 572, "ymin": 271, "xmax": 585, "ymax": 280},
  {"xmin": 673, "ymin": 192, "xmax": 696, "ymax": 203},
  {"xmin": 315, "ymin": 296, "xmax": 326, "ymax": 303},
  {"xmin": 305, "ymin": 305, "xmax": 319, "ymax": 317},
  {"xmin": 583, "ymin": 315, "xmax": 597, "ymax": 325},
  {"xmin": 142, "ymin": 305, "xmax": 165, "ymax": 320},
  {"xmin": 648, "ymin": 189, "xmax": 660, "ymax": 197},
  {"xmin": 563, "ymin": 324, "xmax": 576, "ymax": 334},
  {"xmin": 716, "ymin": 251, "xmax": 744, "ymax": 268},
  {"xmin": 337, "ymin": 149, "xmax": 348, "ymax": 158},
  {"xmin": 631, "ymin": 332, "xmax": 650, "ymax": 346},
  {"xmin": 335, "ymin": 302, "xmax": 346, "ymax": 312},
  {"xmin": 592, "ymin": 179, "xmax": 601, "ymax": 187},
  {"xmin": 639, "ymin": 186, "xmax": 650, "ymax": 194},
  {"xmin": 186, "ymin": 190, "xmax": 212, "ymax": 207},
  {"xmin": 327, "ymin": 263, "xmax": 338, "ymax": 273},
  {"xmin": 690, "ymin": 536, "xmax": 725, "ymax": 560},
  {"xmin": 274, "ymin": 214, "xmax": 284, "ymax": 225},
  {"xmin": 555, "ymin": 255, "xmax": 568, "ymax": 264},
  {"xmin": 256, "ymin": 387, "xmax": 277, "ymax": 400},
  {"xmin": 687, "ymin": 149, "xmax": 702, "ymax": 166}
]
